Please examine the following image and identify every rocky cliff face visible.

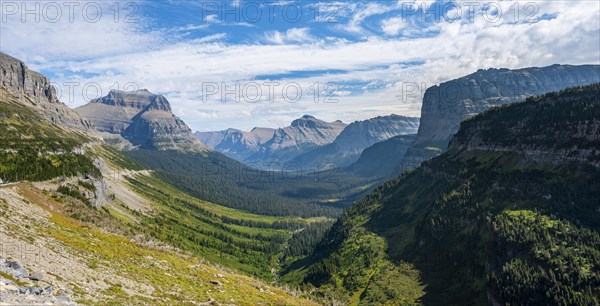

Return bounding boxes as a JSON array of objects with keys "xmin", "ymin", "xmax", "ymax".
[
  {"xmin": 291, "ymin": 114, "xmax": 419, "ymax": 169},
  {"xmin": 449, "ymin": 84, "xmax": 600, "ymax": 168},
  {"xmin": 195, "ymin": 127, "xmax": 275, "ymax": 161},
  {"xmin": 403, "ymin": 64, "xmax": 600, "ymax": 168},
  {"xmin": 76, "ymin": 90, "xmax": 208, "ymax": 152},
  {"xmin": 0, "ymin": 52, "xmax": 92, "ymax": 130}
]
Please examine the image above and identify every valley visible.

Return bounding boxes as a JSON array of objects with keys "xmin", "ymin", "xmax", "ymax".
[{"xmin": 1, "ymin": 2, "xmax": 600, "ymax": 303}]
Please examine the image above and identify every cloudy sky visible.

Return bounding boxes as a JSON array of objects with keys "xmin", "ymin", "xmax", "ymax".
[{"xmin": 1, "ymin": 0, "xmax": 599, "ymax": 131}]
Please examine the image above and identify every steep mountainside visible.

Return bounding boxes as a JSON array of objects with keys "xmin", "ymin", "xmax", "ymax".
[
  {"xmin": 403, "ymin": 64, "xmax": 600, "ymax": 168},
  {"xmin": 291, "ymin": 115, "xmax": 419, "ymax": 169},
  {"xmin": 346, "ymin": 134, "xmax": 417, "ymax": 178},
  {"xmin": 0, "ymin": 52, "xmax": 92, "ymax": 131},
  {"xmin": 76, "ymin": 89, "xmax": 208, "ymax": 152},
  {"xmin": 195, "ymin": 127, "xmax": 275, "ymax": 161},
  {"xmin": 243, "ymin": 115, "xmax": 347, "ymax": 164},
  {"xmin": 0, "ymin": 53, "xmax": 319, "ymax": 305},
  {"xmin": 290, "ymin": 85, "xmax": 600, "ymax": 305}
]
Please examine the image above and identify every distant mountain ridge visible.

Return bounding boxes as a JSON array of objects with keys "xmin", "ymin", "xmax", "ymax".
[
  {"xmin": 291, "ymin": 114, "xmax": 419, "ymax": 169},
  {"xmin": 195, "ymin": 127, "xmax": 275, "ymax": 161},
  {"xmin": 402, "ymin": 64, "xmax": 600, "ymax": 168},
  {"xmin": 76, "ymin": 89, "xmax": 208, "ymax": 152},
  {"xmin": 346, "ymin": 133, "xmax": 417, "ymax": 178},
  {"xmin": 196, "ymin": 115, "xmax": 347, "ymax": 164}
]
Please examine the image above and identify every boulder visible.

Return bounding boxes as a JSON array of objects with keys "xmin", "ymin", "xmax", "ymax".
[{"xmin": 27, "ymin": 272, "xmax": 43, "ymax": 281}]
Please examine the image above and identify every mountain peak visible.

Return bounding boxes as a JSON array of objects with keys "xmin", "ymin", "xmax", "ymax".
[
  {"xmin": 94, "ymin": 89, "xmax": 171, "ymax": 112},
  {"xmin": 76, "ymin": 89, "xmax": 207, "ymax": 152}
]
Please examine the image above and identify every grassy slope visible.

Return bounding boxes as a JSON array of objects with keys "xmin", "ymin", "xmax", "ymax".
[
  {"xmin": 292, "ymin": 85, "xmax": 600, "ymax": 305},
  {"xmin": 0, "ymin": 88, "xmax": 321, "ymax": 304},
  {"xmin": 0, "ymin": 89, "xmax": 99, "ymax": 181},
  {"xmin": 3, "ymin": 183, "xmax": 317, "ymax": 305}
]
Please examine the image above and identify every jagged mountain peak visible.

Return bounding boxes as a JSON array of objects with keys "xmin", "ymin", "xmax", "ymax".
[
  {"xmin": 290, "ymin": 114, "xmax": 420, "ymax": 169},
  {"xmin": 290, "ymin": 114, "xmax": 330, "ymax": 128},
  {"xmin": 197, "ymin": 116, "xmax": 347, "ymax": 164}
]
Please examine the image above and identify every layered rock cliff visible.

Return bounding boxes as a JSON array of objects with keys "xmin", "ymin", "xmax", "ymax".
[
  {"xmin": 403, "ymin": 64, "xmax": 600, "ymax": 168},
  {"xmin": 76, "ymin": 89, "xmax": 208, "ymax": 152},
  {"xmin": 0, "ymin": 52, "xmax": 92, "ymax": 130},
  {"xmin": 449, "ymin": 84, "xmax": 600, "ymax": 168}
]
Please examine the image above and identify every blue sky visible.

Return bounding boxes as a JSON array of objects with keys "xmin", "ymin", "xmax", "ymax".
[{"xmin": 1, "ymin": 0, "xmax": 599, "ymax": 131}]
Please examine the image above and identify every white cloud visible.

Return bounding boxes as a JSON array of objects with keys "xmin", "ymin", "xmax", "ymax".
[
  {"xmin": 264, "ymin": 28, "xmax": 315, "ymax": 44},
  {"xmin": 381, "ymin": 17, "xmax": 405, "ymax": 36},
  {"xmin": 1, "ymin": 1, "xmax": 598, "ymax": 131},
  {"xmin": 0, "ymin": 0, "xmax": 161, "ymax": 63}
]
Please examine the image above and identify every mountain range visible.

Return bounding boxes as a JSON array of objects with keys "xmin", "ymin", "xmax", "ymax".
[
  {"xmin": 197, "ymin": 115, "xmax": 347, "ymax": 165},
  {"xmin": 198, "ymin": 114, "xmax": 419, "ymax": 170},
  {"xmin": 2, "ymin": 50, "xmax": 599, "ymax": 305},
  {"xmin": 290, "ymin": 114, "xmax": 419, "ymax": 169}
]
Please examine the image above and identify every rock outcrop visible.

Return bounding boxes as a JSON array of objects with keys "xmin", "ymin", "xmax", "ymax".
[
  {"xmin": 291, "ymin": 114, "xmax": 419, "ymax": 169},
  {"xmin": 449, "ymin": 84, "xmax": 600, "ymax": 168},
  {"xmin": 76, "ymin": 89, "xmax": 209, "ymax": 152},
  {"xmin": 0, "ymin": 52, "xmax": 92, "ymax": 131},
  {"xmin": 0, "ymin": 259, "xmax": 74, "ymax": 305},
  {"xmin": 403, "ymin": 64, "xmax": 600, "ymax": 168}
]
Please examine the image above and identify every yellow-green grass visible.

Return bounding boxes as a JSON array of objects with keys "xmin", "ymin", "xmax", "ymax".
[{"xmin": 17, "ymin": 183, "xmax": 318, "ymax": 305}]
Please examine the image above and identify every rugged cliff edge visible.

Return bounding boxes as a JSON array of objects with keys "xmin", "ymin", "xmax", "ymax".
[
  {"xmin": 403, "ymin": 64, "xmax": 600, "ymax": 168},
  {"xmin": 0, "ymin": 52, "xmax": 92, "ymax": 131}
]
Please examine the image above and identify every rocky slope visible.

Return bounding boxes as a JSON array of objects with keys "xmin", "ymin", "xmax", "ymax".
[
  {"xmin": 76, "ymin": 89, "xmax": 208, "ymax": 152},
  {"xmin": 0, "ymin": 52, "xmax": 92, "ymax": 131},
  {"xmin": 291, "ymin": 115, "xmax": 419, "ymax": 169},
  {"xmin": 293, "ymin": 84, "xmax": 600, "ymax": 305},
  {"xmin": 403, "ymin": 64, "xmax": 600, "ymax": 168},
  {"xmin": 195, "ymin": 127, "xmax": 275, "ymax": 161}
]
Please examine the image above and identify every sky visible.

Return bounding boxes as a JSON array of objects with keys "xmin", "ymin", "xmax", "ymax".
[{"xmin": 1, "ymin": 0, "xmax": 599, "ymax": 131}]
